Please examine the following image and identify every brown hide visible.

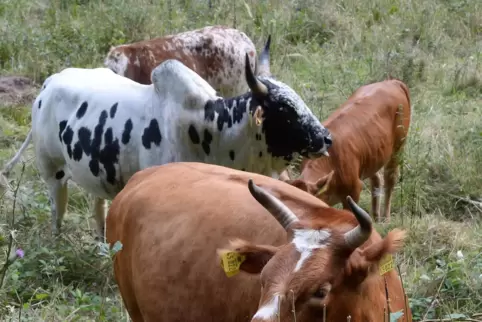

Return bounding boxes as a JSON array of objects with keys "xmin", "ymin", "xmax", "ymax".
[
  {"xmin": 107, "ymin": 162, "xmax": 411, "ymax": 322},
  {"xmin": 284, "ymin": 79, "xmax": 412, "ymax": 222},
  {"xmin": 104, "ymin": 25, "xmax": 257, "ymax": 97}
]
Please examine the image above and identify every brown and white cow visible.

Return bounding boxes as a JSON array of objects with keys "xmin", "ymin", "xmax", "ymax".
[
  {"xmin": 104, "ymin": 25, "xmax": 260, "ymax": 97},
  {"xmin": 106, "ymin": 162, "xmax": 412, "ymax": 322},
  {"xmin": 280, "ymin": 79, "xmax": 412, "ymax": 222}
]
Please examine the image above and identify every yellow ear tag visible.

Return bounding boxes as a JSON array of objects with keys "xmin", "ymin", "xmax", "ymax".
[
  {"xmin": 379, "ymin": 254, "xmax": 395, "ymax": 275},
  {"xmin": 220, "ymin": 251, "xmax": 246, "ymax": 277},
  {"xmin": 315, "ymin": 184, "xmax": 328, "ymax": 197}
]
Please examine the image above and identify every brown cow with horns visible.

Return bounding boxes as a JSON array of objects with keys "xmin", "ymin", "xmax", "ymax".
[
  {"xmin": 106, "ymin": 162, "xmax": 412, "ymax": 322},
  {"xmin": 280, "ymin": 79, "xmax": 412, "ymax": 222}
]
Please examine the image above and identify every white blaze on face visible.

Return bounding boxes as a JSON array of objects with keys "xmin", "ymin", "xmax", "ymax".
[
  {"xmin": 252, "ymin": 294, "xmax": 281, "ymax": 321},
  {"xmin": 104, "ymin": 50, "xmax": 129, "ymax": 76},
  {"xmin": 292, "ymin": 229, "xmax": 331, "ymax": 272}
]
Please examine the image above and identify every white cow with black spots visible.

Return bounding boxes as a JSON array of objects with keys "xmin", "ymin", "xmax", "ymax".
[{"xmin": 1, "ymin": 37, "xmax": 333, "ymax": 240}]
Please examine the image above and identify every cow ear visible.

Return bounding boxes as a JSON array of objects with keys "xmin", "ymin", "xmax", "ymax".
[
  {"xmin": 217, "ymin": 239, "xmax": 278, "ymax": 275},
  {"xmin": 278, "ymin": 170, "xmax": 292, "ymax": 181},
  {"xmin": 313, "ymin": 170, "xmax": 335, "ymax": 196},
  {"xmin": 360, "ymin": 228, "xmax": 406, "ymax": 263},
  {"xmin": 286, "ymin": 177, "xmax": 328, "ymax": 197},
  {"xmin": 342, "ymin": 228, "xmax": 406, "ymax": 285},
  {"xmin": 286, "ymin": 178, "xmax": 310, "ymax": 192}
]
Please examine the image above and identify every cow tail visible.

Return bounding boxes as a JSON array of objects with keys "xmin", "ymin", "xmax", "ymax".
[
  {"xmin": 1, "ymin": 129, "xmax": 33, "ymax": 176},
  {"xmin": 397, "ymin": 80, "xmax": 411, "ymax": 110}
]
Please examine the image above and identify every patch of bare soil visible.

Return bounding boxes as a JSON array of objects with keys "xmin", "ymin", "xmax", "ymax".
[{"xmin": 0, "ymin": 76, "xmax": 39, "ymax": 107}]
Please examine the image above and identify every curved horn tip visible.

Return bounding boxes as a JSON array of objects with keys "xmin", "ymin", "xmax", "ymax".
[
  {"xmin": 343, "ymin": 195, "xmax": 373, "ymax": 249},
  {"xmin": 346, "ymin": 196, "xmax": 373, "ymax": 228},
  {"xmin": 245, "ymin": 53, "xmax": 269, "ymax": 95},
  {"xmin": 245, "ymin": 53, "xmax": 250, "ymax": 65},
  {"xmin": 265, "ymin": 35, "xmax": 271, "ymax": 50},
  {"xmin": 248, "ymin": 178, "xmax": 257, "ymax": 193},
  {"xmin": 346, "ymin": 195, "xmax": 354, "ymax": 204}
]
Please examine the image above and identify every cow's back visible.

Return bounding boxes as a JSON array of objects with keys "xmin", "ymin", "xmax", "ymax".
[
  {"xmin": 107, "ymin": 163, "xmax": 288, "ymax": 321},
  {"xmin": 314, "ymin": 79, "xmax": 411, "ymax": 179},
  {"xmin": 105, "ymin": 26, "xmax": 256, "ymax": 97}
]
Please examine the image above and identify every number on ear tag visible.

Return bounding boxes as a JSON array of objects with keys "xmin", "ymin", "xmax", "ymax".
[
  {"xmin": 379, "ymin": 254, "xmax": 395, "ymax": 275},
  {"xmin": 220, "ymin": 251, "xmax": 246, "ymax": 277}
]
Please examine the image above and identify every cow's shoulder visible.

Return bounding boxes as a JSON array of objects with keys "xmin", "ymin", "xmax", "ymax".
[{"xmin": 151, "ymin": 59, "xmax": 218, "ymax": 110}]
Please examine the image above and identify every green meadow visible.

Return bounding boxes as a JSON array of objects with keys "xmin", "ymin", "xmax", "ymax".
[{"xmin": 0, "ymin": 0, "xmax": 481, "ymax": 320}]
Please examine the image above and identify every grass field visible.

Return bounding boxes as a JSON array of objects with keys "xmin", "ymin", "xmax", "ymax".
[{"xmin": 0, "ymin": 0, "xmax": 481, "ymax": 320}]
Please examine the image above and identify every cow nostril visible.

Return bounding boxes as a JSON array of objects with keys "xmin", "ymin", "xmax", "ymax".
[{"xmin": 324, "ymin": 137, "xmax": 332, "ymax": 146}]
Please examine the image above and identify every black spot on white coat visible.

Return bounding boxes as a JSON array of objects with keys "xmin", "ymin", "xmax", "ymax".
[
  {"xmin": 91, "ymin": 111, "xmax": 108, "ymax": 160},
  {"xmin": 76, "ymin": 101, "xmax": 88, "ymax": 119},
  {"xmin": 100, "ymin": 133, "xmax": 120, "ymax": 184},
  {"xmin": 62, "ymin": 126, "xmax": 74, "ymax": 159},
  {"xmin": 110, "ymin": 103, "xmax": 118, "ymax": 119},
  {"xmin": 104, "ymin": 128, "xmax": 114, "ymax": 145},
  {"xmin": 204, "ymin": 94, "xmax": 250, "ymax": 131},
  {"xmin": 121, "ymin": 119, "xmax": 133, "ymax": 145},
  {"xmin": 73, "ymin": 142, "xmax": 83, "ymax": 161},
  {"xmin": 89, "ymin": 160, "xmax": 100, "ymax": 177},
  {"xmin": 58, "ymin": 121, "xmax": 67, "ymax": 142},
  {"xmin": 55, "ymin": 170, "xmax": 65, "ymax": 180},
  {"xmin": 91, "ymin": 110, "xmax": 120, "ymax": 184},
  {"xmin": 201, "ymin": 129, "xmax": 213, "ymax": 155},
  {"xmin": 142, "ymin": 119, "xmax": 162, "ymax": 149},
  {"xmin": 188, "ymin": 125, "xmax": 200, "ymax": 144},
  {"xmin": 71, "ymin": 110, "xmax": 121, "ymax": 185},
  {"xmin": 38, "ymin": 100, "xmax": 42, "ymax": 109},
  {"xmin": 78, "ymin": 127, "xmax": 92, "ymax": 156}
]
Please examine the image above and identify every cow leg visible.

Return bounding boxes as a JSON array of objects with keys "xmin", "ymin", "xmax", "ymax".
[
  {"xmin": 93, "ymin": 197, "xmax": 107, "ymax": 242},
  {"xmin": 383, "ymin": 157, "xmax": 400, "ymax": 223},
  {"xmin": 36, "ymin": 155, "xmax": 69, "ymax": 237},
  {"xmin": 47, "ymin": 176, "xmax": 69, "ymax": 237},
  {"xmin": 369, "ymin": 172, "xmax": 383, "ymax": 222},
  {"xmin": 341, "ymin": 179, "xmax": 363, "ymax": 210}
]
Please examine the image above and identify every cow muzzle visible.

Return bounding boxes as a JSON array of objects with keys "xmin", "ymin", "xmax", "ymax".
[
  {"xmin": 308, "ymin": 150, "xmax": 330, "ymax": 158},
  {"xmin": 308, "ymin": 130, "xmax": 332, "ymax": 158}
]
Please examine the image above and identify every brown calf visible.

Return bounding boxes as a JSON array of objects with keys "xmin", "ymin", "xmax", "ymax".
[
  {"xmin": 104, "ymin": 25, "xmax": 259, "ymax": 97},
  {"xmin": 107, "ymin": 162, "xmax": 411, "ymax": 321},
  {"xmin": 281, "ymin": 79, "xmax": 411, "ymax": 222}
]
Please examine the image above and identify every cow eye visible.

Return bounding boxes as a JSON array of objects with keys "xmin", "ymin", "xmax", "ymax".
[
  {"xmin": 313, "ymin": 288, "xmax": 326, "ymax": 299},
  {"xmin": 312, "ymin": 283, "xmax": 331, "ymax": 299}
]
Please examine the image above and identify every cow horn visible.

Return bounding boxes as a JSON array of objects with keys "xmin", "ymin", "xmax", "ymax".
[
  {"xmin": 245, "ymin": 53, "xmax": 269, "ymax": 96},
  {"xmin": 248, "ymin": 179, "xmax": 299, "ymax": 230},
  {"xmin": 343, "ymin": 196, "xmax": 372, "ymax": 249},
  {"xmin": 257, "ymin": 35, "xmax": 271, "ymax": 77}
]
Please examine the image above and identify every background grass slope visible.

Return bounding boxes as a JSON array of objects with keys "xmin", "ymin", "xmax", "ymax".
[{"xmin": 0, "ymin": 0, "xmax": 481, "ymax": 320}]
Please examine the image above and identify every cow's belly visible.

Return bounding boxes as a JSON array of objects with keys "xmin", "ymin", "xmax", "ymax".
[
  {"xmin": 65, "ymin": 149, "xmax": 140, "ymax": 200},
  {"xmin": 67, "ymin": 162, "xmax": 122, "ymax": 200}
]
